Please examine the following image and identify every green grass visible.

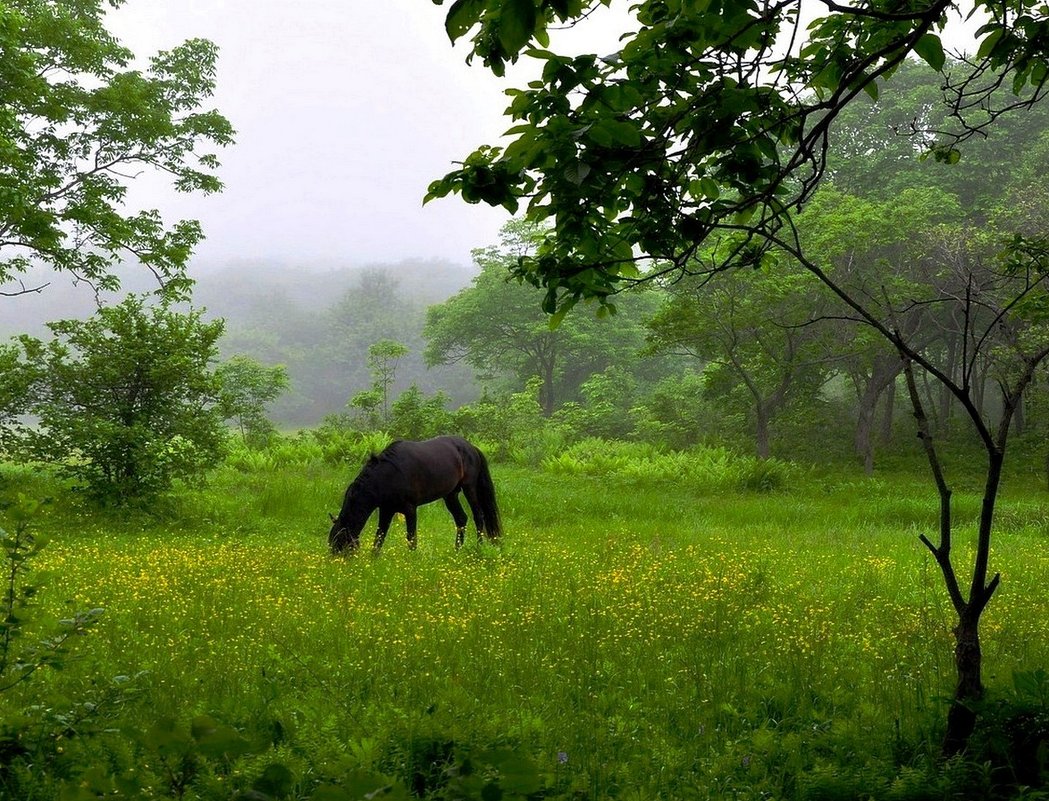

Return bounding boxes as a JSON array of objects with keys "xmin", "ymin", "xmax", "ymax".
[{"xmin": 3, "ymin": 456, "xmax": 1049, "ymax": 799}]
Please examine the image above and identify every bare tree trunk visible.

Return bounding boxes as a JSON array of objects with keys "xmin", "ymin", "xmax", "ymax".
[
  {"xmin": 938, "ymin": 336, "xmax": 958, "ymax": 435},
  {"xmin": 755, "ymin": 405, "xmax": 771, "ymax": 460},
  {"xmin": 853, "ymin": 359, "xmax": 901, "ymax": 474},
  {"xmin": 879, "ymin": 379, "xmax": 895, "ymax": 444},
  {"xmin": 1012, "ymin": 391, "xmax": 1025, "ymax": 437},
  {"xmin": 903, "ymin": 357, "xmax": 1002, "ymax": 757},
  {"xmin": 853, "ymin": 383, "xmax": 881, "ymax": 475}
]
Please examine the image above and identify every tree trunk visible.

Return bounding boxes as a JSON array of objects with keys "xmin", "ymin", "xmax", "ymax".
[
  {"xmin": 903, "ymin": 357, "xmax": 1000, "ymax": 757},
  {"xmin": 852, "ymin": 359, "xmax": 901, "ymax": 474},
  {"xmin": 1012, "ymin": 391, "xmax": 1025, "ymax": 437},
  {"xmin": 755, "ymin": 405, "xmax": 770, "ymax": 460},
  {"xmin": 944, "ymin": 609, "xmax": 984, "ymax": 756},
  {"xmin": 854, "ymin": 386, "xmax": 879, "ymax": 475},
  {"xmin": 540, "ymin": 358, "xmax": 556, "ymax": 416},
  {"xmin": 879, "ymin": 379, "xmax": 895, "ymax": 445},
  {"xmin": 857, "ymin": 411, "xmax": 875, "ymax": 475}
]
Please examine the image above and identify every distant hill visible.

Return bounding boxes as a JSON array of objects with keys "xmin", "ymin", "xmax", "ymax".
[{"xmin": 1, "ymin": 256, "xmax": 481, "ymax": 426}]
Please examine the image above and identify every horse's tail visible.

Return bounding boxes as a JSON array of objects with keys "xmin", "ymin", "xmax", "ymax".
[{"xmin": 474, "ymin": 448, "xmax": 502, "ymax": 539}]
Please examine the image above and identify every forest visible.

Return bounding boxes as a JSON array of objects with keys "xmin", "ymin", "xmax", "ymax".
[{"xmin": 2, "ymin": 1, "xmax": 1049, "ymax": 800}]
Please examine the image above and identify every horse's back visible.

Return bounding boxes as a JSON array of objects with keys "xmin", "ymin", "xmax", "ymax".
[
  {"xmin": 379, "ymin": 436, "xmax": 474, "ymax": 501},
  {"xmin": 387, "ymin": 435, "xmax": 470, "ymax": 462}
]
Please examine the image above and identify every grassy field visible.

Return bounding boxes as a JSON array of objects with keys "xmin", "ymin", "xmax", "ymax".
[{"xmin": 3, "ymin": 452, "xmax": 1049, "ymax": 799}]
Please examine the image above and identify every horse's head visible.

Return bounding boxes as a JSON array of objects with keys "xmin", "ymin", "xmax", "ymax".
[{"xmin": 328, "ymin": 482, "xmax": 373, "ymax": 554}]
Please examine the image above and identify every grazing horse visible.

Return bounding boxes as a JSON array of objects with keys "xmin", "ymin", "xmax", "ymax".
[{"xmin": 328, "ymin": 436, "xmax": 501, "ymax": 553}]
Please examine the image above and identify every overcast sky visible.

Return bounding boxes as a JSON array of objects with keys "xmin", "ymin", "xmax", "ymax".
[
  {"xmin": 106, "ymin": 2, "xmax": 980, "ymax": 275},
  {"xmin": 107, "ymin": 1, "xmax": 533, "ymax": 271}
]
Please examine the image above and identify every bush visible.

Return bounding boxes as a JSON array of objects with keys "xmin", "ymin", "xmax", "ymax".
[
  {"xmin": 18, "ymin": 297, "xmax": 228, "ymax": 504},
  {"xmin": 226, "ymin": 428, "xmax": 394, "ymax": 472},
  {"xmin": 453, "ymin": 378, "xmax": 561, "ymax": 464},
  {"xmin": 388, "ymin": 385, "xmax": 454, "ymax": 440},
  {"xmin": 541, "ymin": 439, "xmax": 795, "ymax": 493}
]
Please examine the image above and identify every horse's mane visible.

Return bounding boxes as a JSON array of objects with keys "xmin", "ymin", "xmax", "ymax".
[{"xmin": 352, "ymin": 443, "xmax": 405, "ymax": 487}]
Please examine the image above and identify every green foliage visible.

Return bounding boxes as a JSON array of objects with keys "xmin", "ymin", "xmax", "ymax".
[
  {"xmin": 424, "ymin": 219, "xmax": 668, "ymax": 415},
  {"xmin": 17, "ymin": 296, "xmax": 228, "ymax": 503},
  {"xmin": 366, "ymin": 339, "xmax": 410, "ymax": 425},
  {"xmin": 429, "ymin": 1, "xmax": 1049, "ymax": 320},
  {"xmin": 347, "ymin": 387, "xmax": 384, "ymax": 431},
  {"xmin": 0, "ymin": 342, "xmax": 40, "ymax": 453},
  {"xmin": 0, "ymin": 496, "xmax": 102, "ymax": 692},
  {"xmin": 540, "ymin": 437, "xmax": 793, "ymax": 493},
  {"xmin": 965, "ymin": 669, "xmax": 1049, "ymax": 789},
  {"xmin": 452, "ymin": 378, "xmax": 563, "ymax": 464},
  {"xmin": 225, "ymin": 427, "xmax": 393, "ymax": 473},
  {"xmin": 387, "ymin": 385, "xmax": 453, "ymax": 441},
  {"xmin": 553, "ymin": 366, "xmax": 637, "ymax": 441},
  {"xmin": 0, "ymin": 0, "xmax": 233, "ymax": 297},
  {"xmin": 628, "ymin": 370, "xmax": 726, "ymax": 449},
  {"xmin": 0, "ymin": 496, "xmax": 108, "ymax": 800},
  {"xmin": 645, "ymin": 261, "xmax": 835, "ymax": 459},
  {"xmin": 215, "ymin": 356, "xmax": 290, "ymax": 448}
]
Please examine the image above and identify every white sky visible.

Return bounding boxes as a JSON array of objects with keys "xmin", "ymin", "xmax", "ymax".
[
  {"xmin": 107, "ymin": 0, "xmax": 526, "ymax": 270},
  {"xmin": 106, "ymin": 2, "xmax": 980, "ymax": 273}
]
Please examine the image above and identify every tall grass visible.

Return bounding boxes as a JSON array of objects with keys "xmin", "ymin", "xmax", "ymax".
[{"xmin": 4, "ymin": 454, "xmax": 1049, "ymax": 799}]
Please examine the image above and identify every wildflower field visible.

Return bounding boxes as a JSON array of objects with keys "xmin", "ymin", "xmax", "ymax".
[{"xmin": 5, "ymin": 452, "xmax": 1049, "ymax": 799}]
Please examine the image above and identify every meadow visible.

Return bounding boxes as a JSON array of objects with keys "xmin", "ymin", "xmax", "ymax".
[{"xmin": 3, "ymin": 445, "xmax": 1049, "ymax": 800}]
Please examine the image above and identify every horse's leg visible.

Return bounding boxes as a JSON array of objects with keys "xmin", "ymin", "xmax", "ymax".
[
  {"xmin": 444, "ymin": 493, "xmax": 468, "ymax": 549},
  {"xmin": 373, "ymin": 507, "xmax": 394, "ymax": 552},
  {"xmin": 461, "ymin": 483, "xmax": 486, "ymax": 543},
  {"xmin": 404, "ymin": 507, "xmax": 418, "ymax": 550}
]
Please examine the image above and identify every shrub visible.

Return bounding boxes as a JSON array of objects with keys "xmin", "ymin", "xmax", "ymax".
[
  {"xmin": 540, "ymin": 439, "xmax": 795, "ymax": 493},
  {"xmin": 388, "ymin": 385, "xmax": 454, "ymax": 441},
  {"xmin": 19, "ymin": 297, "xmax": 227, "ymax": 503}
]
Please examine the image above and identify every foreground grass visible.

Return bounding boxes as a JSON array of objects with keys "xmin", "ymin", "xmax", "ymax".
[{"xmin": 4, "ymin": 458, "xmax": 1049, "ymax": 798}]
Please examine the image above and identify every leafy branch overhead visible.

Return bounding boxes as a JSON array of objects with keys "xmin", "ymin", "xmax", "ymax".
[
  {"xmin": 427, "ymin": 0, "xmax": 1049, "ymax": 312},
  {"xmin": 0, "ymin": 1, "xmax": 234, "ymax": 298}
]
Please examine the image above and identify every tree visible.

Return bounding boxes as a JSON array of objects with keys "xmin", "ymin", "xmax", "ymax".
[
  {"xmin": 366, "ymin": 339, "xmax": 410, "ymax": 425},
  {"xmin": 215, "ymin": 356, "xmax": 290, "ymax": 446},
  {"xmin": 388, "ymin": 384, "xmax": 454, "ymax": 441},
  {"xmin": 430, "ymin": 0, "xmax": 1049, "ymax": 754},
  {"xmin": 18, "ymin": 296, "xmax": 227, "ymax": 503},
  {"xmin": 0, "ymin": 0, "xmax": 233, "ymax": 299},
  {"xmin": 798, "ymin": 185, "xmax": 968, "ymax": 470},
  {"xmin": 645, "ymin": 261, "xmax": 835, "ymax": 459},
  {"xmin": 322, "ymin": 270, "xmax": 427, "ymax": 413},
  {"xmin": 425, "ymin": 219, "xmax": 662, "ymax": 414},
  {"xmin": 0, "ymin": 344, "xmax": 39, "ymax": 452}
]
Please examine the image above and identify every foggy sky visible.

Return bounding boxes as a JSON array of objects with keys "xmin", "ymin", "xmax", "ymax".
[
  {"xmin": 106, "ymin": 2, "xmax": 979, "ymax": 275},
  {"xmin": 107, "ymin": 1, "xmax": 518, "ymax": 271}
]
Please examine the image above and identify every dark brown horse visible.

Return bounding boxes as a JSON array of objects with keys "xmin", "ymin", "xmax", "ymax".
[{"xmin": 328, "ymin": 436, "xmax": 501, "ymax": 553}]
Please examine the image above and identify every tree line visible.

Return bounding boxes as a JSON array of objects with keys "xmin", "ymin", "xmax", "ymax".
[{"xmin": 5, "ymin": 60, "xmax": 1049, "ymax": 505}]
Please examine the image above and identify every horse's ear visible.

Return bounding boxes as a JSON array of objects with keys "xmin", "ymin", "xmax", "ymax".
[{"xmin": 329, "ymin": 513, "xmax": 337, "ymax": 523}]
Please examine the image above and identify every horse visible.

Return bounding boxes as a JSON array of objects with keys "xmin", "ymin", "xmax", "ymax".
[{"xmin": 328, "ymin": 435, "xmax": 501, "ymax": 553}]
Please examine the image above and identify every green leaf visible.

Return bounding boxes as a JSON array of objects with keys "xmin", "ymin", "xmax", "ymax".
[
  {"xmin": 445, "ymin": 0, "xmax": 485, "ymax": 42},
  {"xmin": 587, "ymin": 119, "xmax": 642, "ymax": 148},
  {"xmin": 191, "ymin": 715, "xmax": 254, "ymax": 759},
  {"xmin": 564, "ymin": 161, "xmax": 591, "ymax": 184},
  {"xmin": 976, "ymin": 28, "xmax": 1003, "ymax": 60},
  {"xmin": 499, "ymin": 0, "xmax": 538, "ymax": 54},
  {"xmin": 253, "ymin": 763, "xmax": 295, "ymax": 797},
  {"xmin": 548, "ymin": 295, "xmax": 578, "ymax": 329},
  {"xmin": 914, "ymin": 34, "xmax": 945, "ymax": 71}
]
